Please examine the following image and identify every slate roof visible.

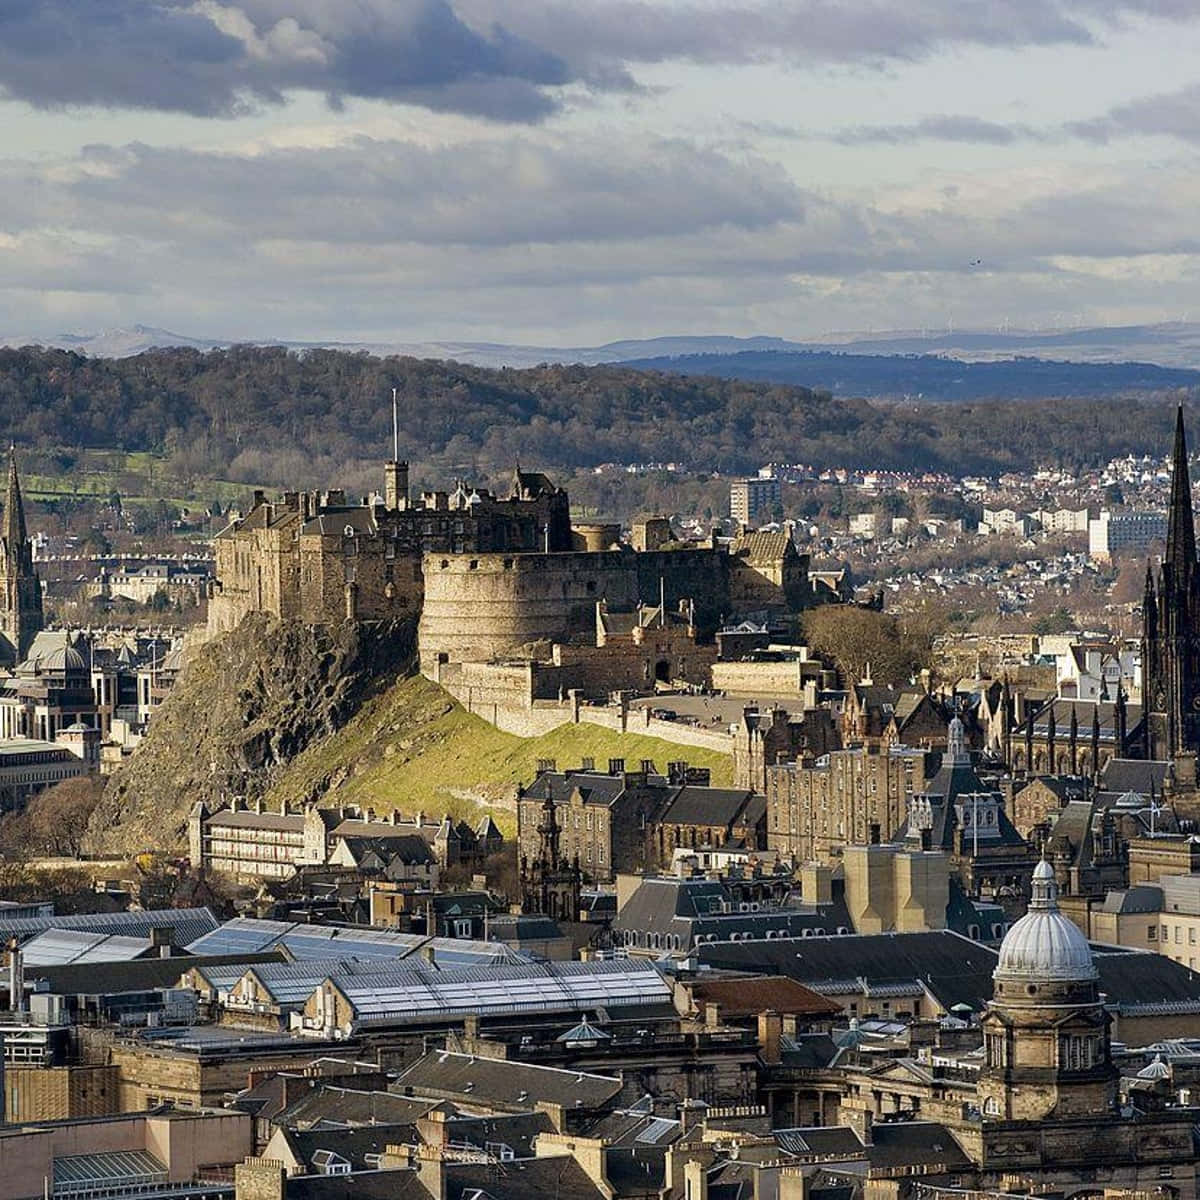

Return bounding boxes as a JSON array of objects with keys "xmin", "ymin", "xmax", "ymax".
[
  {"xmin": 287, "ymin": 1172, "xmax": 429, "ymax": 1200},
  {"xmin": 1101, "ymin": 885, "xmax": 1164, "ymax": 915},
  {"xmin": 522, "ymin": 771, "xmax": 631, "ymax": 808},
  {"xmin": 277, "ymin": 1087, "xmax": 435, "ymax": 1130},
  {"xmin": 614, "ymin": 876, "xmax": 852, "ymax": 946},
  {"xmin": 772, "ymin": 1126, "xmax": 865, "ymax": 1157},
  {"xmin": 697, "ymin": 930, "xmax": 1000, "ymax": 1012},
  {"xmin": 1100, "ymin": 758, "xmax": 1170, "ymax": 795},
  {"xmin": 394, "ymin": 1050, "xmax": 622, "ymax": 1111},
  {"xmin": 443, "ymin": 1111, "xmax": 556, "ymax": 1159},
  {"xmin": 207, "ymin": 809, "xmax": 304, "ymax": 832},
  {"xmin": 283, "ymin": 1124, "xmax": 421, "ymax": 1170},
  {"xmin": 25, "ymin": 951, "xmax": 286, "ymax": 996},
  {"xmin": 866, "ymin": 1122, "xmax": 972, "ymax": 1171},
  {"xmin": 1093, "ymin": 949, "xmax": 1200, "ymax": 1012},
  {"xmin": 446, "ymin": 1158, "xmax": 604, "ymax": 1200},
  {"xmin": 659, "ymin": 786, "xmax": 755, "ymax": 828}
]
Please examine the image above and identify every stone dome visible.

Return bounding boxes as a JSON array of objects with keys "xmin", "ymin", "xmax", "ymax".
[{"xmin": 994, "ymin": 859, "xmax": 1097, "ymax": 983}]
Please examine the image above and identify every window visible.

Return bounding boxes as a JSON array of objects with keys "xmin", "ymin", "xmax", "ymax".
[
  {"xmin": 985, "ymin": 1034, "xmax": 1006, "ymax": 1068},
  {"xmin": 1149, "ymin": 924, "xmax": 1157, "ymax": 940}
]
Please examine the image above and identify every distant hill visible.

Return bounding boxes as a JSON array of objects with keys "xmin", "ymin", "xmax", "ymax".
[
  {"xmin": 615, "ymin": 350, "xmax": 1200, "ymax": 402},
  {"xmin": 11, "ymin": 318, "xmax": 1200, "ymax": 369},
  {"xmin": 0, "ymin": 343, "xmax": 1197, "ymax": 484}
]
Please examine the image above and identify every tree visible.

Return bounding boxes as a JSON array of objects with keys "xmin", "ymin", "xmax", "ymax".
[
  {"xmin": 803, "ymin": 605, "xmax": 931, "ymax": 686},
  {"xmin": 0, "ymin": 777, "xmax": 105, "ymax": 859}
]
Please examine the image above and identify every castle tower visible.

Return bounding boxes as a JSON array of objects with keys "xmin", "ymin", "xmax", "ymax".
[
  {"xmin": 0, "ymin": 447, "xmax": 43, "ymax": 663},
  {"xmin": 1143, "ymin": 406, "xmax": 1200, "ymax": 765},
  {"xmin": 979, "ymin": 860, "xmax": 1117, "ymax": 1122}
]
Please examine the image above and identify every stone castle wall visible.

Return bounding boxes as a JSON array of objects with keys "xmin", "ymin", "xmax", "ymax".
[
  {"xmin": 419, "ymin": 550, "xmax": 643, "ymax": 669},
  {"xmin": 418, "ymin": 546, "xmax": 743, "ymax": 673}
]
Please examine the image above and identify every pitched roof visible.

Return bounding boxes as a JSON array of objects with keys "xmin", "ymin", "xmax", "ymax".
[
  {"xmin": 658, "ymin": 786, "xmax": 754, "ymax": 827},
  {"xmin": 394, "ymin": 1050, "xmax": 621, "ymax": 1111},
  {"xmin": 697, "ymin": 930, "xmax": 1000, "ymax": 1012},
  {"xmin": 687, "ymin": 975, "xmax": 841, "ymax": 1019},
  {"xmin": 729, "ymin": 531, "xmax": 794, "ymax": 565}
]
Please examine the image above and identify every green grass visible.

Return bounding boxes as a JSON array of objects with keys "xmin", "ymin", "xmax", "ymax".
[
  {"xmin": 264, "ymin": 674, "xmax": 732, "ymax": 836},
  {"xmin": 23, "ymin": 450, "xmax": 259, "ymax": 508}
]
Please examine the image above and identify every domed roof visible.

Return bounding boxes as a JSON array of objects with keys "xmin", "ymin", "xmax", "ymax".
[
  {"xmin": 40, "ymin": 644, "xmax": 87, "ymax": 673},
  {"xmin": 994, "ymin": 859, "xmax": 1096, "ymax": 983}
]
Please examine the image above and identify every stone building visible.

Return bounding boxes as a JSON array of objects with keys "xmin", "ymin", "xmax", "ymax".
[
  {"xmin": 517, "ymin": 759, "xmax": 762, "ymax": 883},
  {"xmin": 188, "ymin": 800, "xmax": 501, "ymax": 881},
  {"xmin": 732, "ymin": 703, "xmax": 839, "ymax": 792},
  {"xmin": 765, "ymin": 744, "xmax": 931, "ymax": 864},
  {"xmin": 891, "ymin": 720, "xmax": 1037, "ymax": 915},
  {"xmin": 208, "ymin": 465, "xmax": 571, "ymax": 635}
]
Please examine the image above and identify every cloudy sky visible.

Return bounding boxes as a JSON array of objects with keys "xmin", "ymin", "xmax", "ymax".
[{"xmin": 4, "ymin": 1, "xmax": 1200, "ymax": 345}]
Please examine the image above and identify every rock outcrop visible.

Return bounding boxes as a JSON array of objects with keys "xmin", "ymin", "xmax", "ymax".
[{"xmin": 84, "ymin": 615, "xmax": 415, "ymax": 855}]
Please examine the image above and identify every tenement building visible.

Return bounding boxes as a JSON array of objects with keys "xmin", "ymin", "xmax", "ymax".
[{"xmin": 765, "ymin": 744, "xmax": 931, "ymax": 863}]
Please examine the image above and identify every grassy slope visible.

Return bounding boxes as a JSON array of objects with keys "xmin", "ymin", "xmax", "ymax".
[{"xmin": 263, "ymin": 674, "xmax": 732, "ymax": 837}]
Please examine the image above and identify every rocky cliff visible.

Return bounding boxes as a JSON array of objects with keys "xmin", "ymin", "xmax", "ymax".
[{"xmin": 84, "ymin": 615, "xmax": 415, "ymax": 855}]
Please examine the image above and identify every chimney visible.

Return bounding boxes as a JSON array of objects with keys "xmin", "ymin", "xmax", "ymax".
[
  {"xmin": 150, "ymin": 927, "xmax": 175, "ymax": 958},
  {"xmin": 845, "ymin": 1107, "xmax": 873, "ymax": 1146},
  {"xmin": 758, "ymin": 1010, "xmax": 783, "ymax": 1065},
  {"xmin": 608, "ymin": 758, "xmax": 625, "ymax": 776},
  {"xmin": 683, "ymin": 1159, "xmax": 709, "ymax": 1200},
  {"xmin": 641, "ymin": 759, "xmax": 655, "ymax": 776},
  {"xmin": 8, "ymin": 937, "xmax": 24, "ymax": 1014},
  {"xmin": 234, "ymin": 1158, "xmax": 285, "ymax": 1200},
  {"xmin": 704, "ymin": 1001, "xmax": 721, "ymax": 1028},
  {"xmin": 581, "ymin": 756, "xmax": 595, "ymax": 772}
]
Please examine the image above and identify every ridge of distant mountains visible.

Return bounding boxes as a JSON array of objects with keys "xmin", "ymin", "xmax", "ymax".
[{"xmin": 6, "ymin": 322, "xmax": 1200, "ymax": 400}]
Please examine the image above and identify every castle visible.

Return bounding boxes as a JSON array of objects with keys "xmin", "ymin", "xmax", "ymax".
[
  {"xmin": 209, "ymin": 460, "xmax": 824, "ymax": 697},
  {"xmin": 208, "ymin": 462, "xmax": 571, "ymax": 635}
]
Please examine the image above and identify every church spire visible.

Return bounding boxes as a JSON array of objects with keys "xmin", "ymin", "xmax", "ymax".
[
  {"xmin": 3, "ymin": 444, "xmax": 26, "ymax": 555},
  {"xmin": 1165, "ymin": 405, "xmax": 1196, "ymax": 574}
]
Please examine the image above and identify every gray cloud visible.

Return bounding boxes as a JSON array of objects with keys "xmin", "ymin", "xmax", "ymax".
[
  {"xmin": 1068, "ymin": 84, "xmax": 1200, "ymax": 144},
  {"xmin": 0, "ymin": 0, "xmax": 569, "ymax": 120},
  {"xmin": 832, "ymin": 115, "xmax": 1050, "ymax": 145},
  {"xmin": 0, "ymin": 1, "xmax": 1194, "ymax": 123},
  {"xmin": 0, "ymin": 135, "xmax": 805, "ymax": 250}
]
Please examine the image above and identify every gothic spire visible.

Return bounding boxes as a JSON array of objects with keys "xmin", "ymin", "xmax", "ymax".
[
  {"xmin": 3, "ymin": 444, "xmax": 26, "ymax": 555},
  {"xmin": 1165, "ymin": 405, "xmax": 1196, "ymax": 573}
]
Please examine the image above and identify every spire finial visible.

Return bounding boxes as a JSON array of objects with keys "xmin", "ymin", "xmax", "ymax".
[{"xmin": 1166, "ymin": 404, "xmax": 1196, "ymax": 572}]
